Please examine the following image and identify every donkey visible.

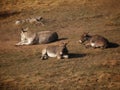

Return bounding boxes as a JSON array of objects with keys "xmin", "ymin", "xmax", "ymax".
[
  {"xmin": 79, "ymin": 32, "xmax": 109, "ymax": 49},
  {"xmin": 15, "ymin": 16, "xmax": 44, "ymax": 25},
  {"xmin": 41, "ymin": 42, "xmax": 69, "ymax": 60},
  {"xmin": 16, "ymin": 28, "xmax": 58, "ymax": 46}
]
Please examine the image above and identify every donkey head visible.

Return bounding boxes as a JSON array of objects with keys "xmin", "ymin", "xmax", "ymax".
[
  {"xmin": 21, "ymin": 28, "xmax": 28, "ymax": 33},
  {"xmin": 79, "ymin": 32, "xmax": 90, "ymax": 43},
  {"xmin": 59, "ymin": 41, "xmax": 69, "ymax": 54}
]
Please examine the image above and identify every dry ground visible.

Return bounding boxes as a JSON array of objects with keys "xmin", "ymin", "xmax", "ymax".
[{"xmin": 0, "ymin": 0, "xmax": 120, "ymax": 90}]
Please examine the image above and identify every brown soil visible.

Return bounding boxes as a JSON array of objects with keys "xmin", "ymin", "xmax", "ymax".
[{"xmin": 0, "ymin": 0, "xmax": 120, "ymax": 90}]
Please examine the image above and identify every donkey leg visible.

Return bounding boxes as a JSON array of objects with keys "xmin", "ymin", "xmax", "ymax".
[
  {"xmin": 57, "ymin": 53, "xmax": 62, "ymax": 59},
  {"xmin": 22, "ymin": 39, "xmax": 33, "ymax": 45},
  {"xmin": 63, "ymin": 55, "xmax": 69, "ymax": 59},
  {"xmin": 57, "ymin": 55, "xmax": 62, "ymax": 59},
  {"xmin": 41, "ymin": 49, "xmax": 48, "ymax": 60},
  {"xmin": 15, "ymin": 42, "xmax": 24, "ymax": 46}
]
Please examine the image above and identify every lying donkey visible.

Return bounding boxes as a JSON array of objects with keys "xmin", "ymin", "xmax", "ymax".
[
  {"xmin": 15, "ymin": 16, "xmax": 44, "ymax": 25},
  {"xmin": 79, "ymin": 32, "xmax": 109, "ymax": 49},
  {"xmin": 41, "ymin": 42, "xmax": 69, "ymax": 60},
  {"xmin": 16, "ymin": 28, "xmax": 58, "ymax": 46}
]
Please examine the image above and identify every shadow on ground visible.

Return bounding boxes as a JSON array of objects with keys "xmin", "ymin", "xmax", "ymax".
[
  {"xmin": 0, "ymin": 11, "xmax": 20, "ymax": 19},
  {"xmin": 58, "ymin": 38, "xmax": 68, "ymax": 41},
  {"xmin": 109, "ymin": 42, "xmax": 119, "ymax": 48},
  {"xmin": 69, "ymin": 53, "xmax": 86, "ymax": 59}
]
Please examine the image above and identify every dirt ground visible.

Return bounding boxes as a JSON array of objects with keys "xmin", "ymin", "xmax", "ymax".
[{"xmin": 0, "ymin": 0, "xmax": 120, "ymax": 90}]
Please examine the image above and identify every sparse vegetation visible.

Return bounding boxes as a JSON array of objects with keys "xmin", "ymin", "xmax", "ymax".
[{"xmin": 0, "ymin": 0, "xmax": 120, "ymax": 90}]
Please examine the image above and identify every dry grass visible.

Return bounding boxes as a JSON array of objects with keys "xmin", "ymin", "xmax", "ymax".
[{"xmin": 0, "ymin": 0, "xmax": 120, "ymax": 90}]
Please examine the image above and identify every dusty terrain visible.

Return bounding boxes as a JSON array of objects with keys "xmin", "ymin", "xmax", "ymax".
[{"xmin": 0, "ymin": 0, "xmax": 120, "ymax": 90}]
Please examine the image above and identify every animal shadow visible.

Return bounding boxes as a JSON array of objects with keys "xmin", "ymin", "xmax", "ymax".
[
  {"xmin": 58, "ymin": 38, "xmax": 68, "ymax": 41},
  {"xmin": 69, "ymin": 53, "xmax": 86, "ymax": 59},
  {"xmin": 0, "ymin": 11, "xmax": 20, "ymax": 19},
  {"xmin": 109, "ymin": 42, "xmax": 119, "ymax": 48}
]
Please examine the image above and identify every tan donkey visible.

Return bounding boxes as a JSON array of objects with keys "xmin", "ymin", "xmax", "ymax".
[
  {"xmin": 41, "ymin": 42, "xmax": 69, "ymax": 60},
  {"xmin": 16, "ymin": 28, "xmax": 58, "ymax": 45},
  {"xmin": 79, "ymin": 32, "xmax": 109, "ymax": 49}
]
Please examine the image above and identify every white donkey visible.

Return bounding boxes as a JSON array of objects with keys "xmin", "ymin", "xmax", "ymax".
[
  {"xmin": 41, "ymin": 42, "xmax": 69, "ymax": 60},
  {"xmin": 15, "ymin": 16, "xmax": 44, "ymax": 25},
  {"xmin": 16, "ymin": 28, "xmax": 58, "ymax": 46}
]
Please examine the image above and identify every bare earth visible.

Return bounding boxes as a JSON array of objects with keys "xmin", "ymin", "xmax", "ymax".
[{"xmin": 0, "ymin": 0, "xmax": 120, "ymax": 90}]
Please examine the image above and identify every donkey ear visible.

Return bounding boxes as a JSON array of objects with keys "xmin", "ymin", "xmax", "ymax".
[
  {"xmin": 83, "ymin": 32, "xmax": 89, "ymax": 36},
  {"xmin": 21, "ymin": 28, "xmax": 24, "ymax": 32},
  {"xmin": 25, "ymin": 27, "xmax": 28, "ymax": 31},
  {"xmin": 21, "ymin": 28, "xmax": 28, "ymax": 32},
  {"xmin": 86, "ymin": 32, "xmax": 89, "ymax": 34}
]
